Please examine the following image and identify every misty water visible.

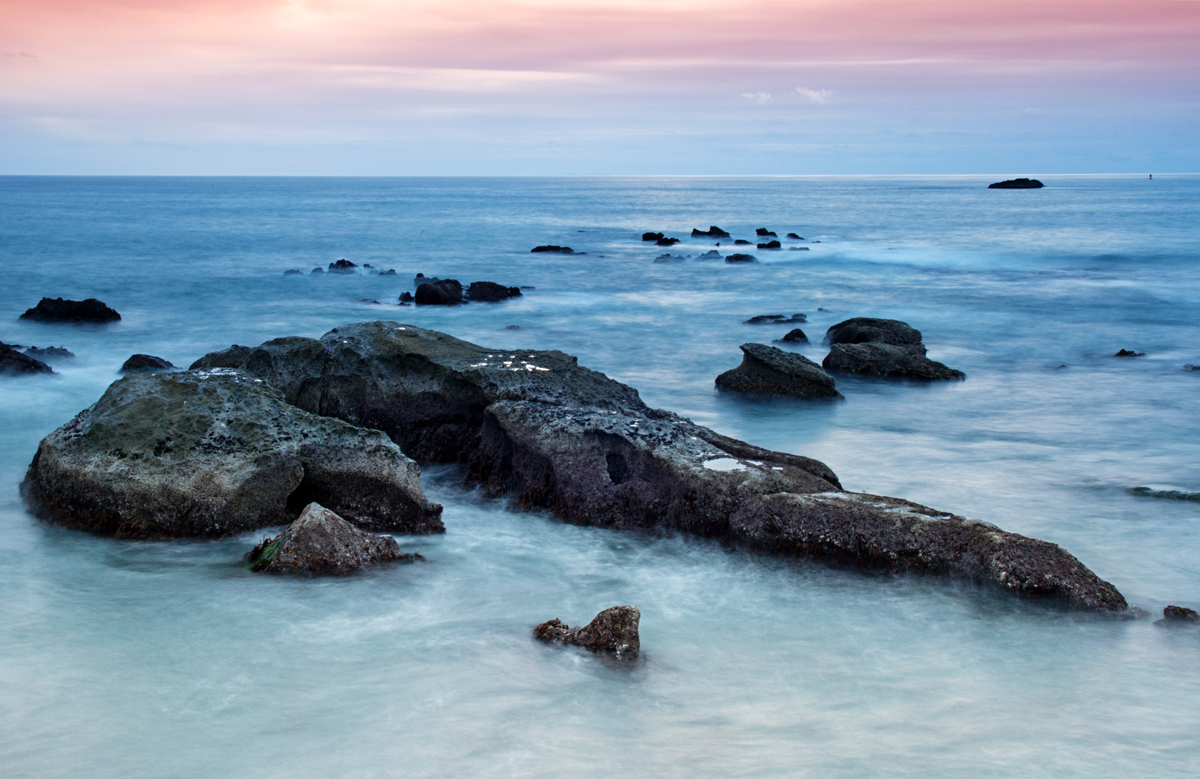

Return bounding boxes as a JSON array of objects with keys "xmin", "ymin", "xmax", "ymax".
[{"xmin": 1, "ymin": 176, "xmax": 1198, "ymax": 777}]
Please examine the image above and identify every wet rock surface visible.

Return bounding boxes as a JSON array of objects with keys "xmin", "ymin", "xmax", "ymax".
[
  {"xmin": 191, "ymin": 321, "xmax": 1128, "ymax": 612},
  {"xmin": 534, "ymin": 606, "xmax": 640, "ymax": 656},
  {"xmin": 1159, "ymin": 605, "xmax": 1200, "ymax": 625},
  {"xmin": 416, "ymin": 280, "xmax": 464, "ymax": 305},
  {"xmin": 22, "ymin": 369, "xmax": 443, "ymax": 539},
  {"xmin": 779, "ymin": 328, "xmax": 808, "ymax": 343},
  {"xmin": 120, "ymin": 354, "xmax": 174, "ymax": 373},
  {"xmin": 249, "ymin": 502, "xmax": 421, "ymax": 575},
  {"xmin": 467, "ymin": 282, "xmax": 522, "ymax": 302},
  {"xmin": 1, "ymin": 345, "xmax": 54, "ymax": 376},
  {"xmin": 823, "ymin": 318, "xmax": 964, "ymax": 380},
  {"xmin": 20, "ymin": 297, "xmax": 121, "ymax": 323},
  {"xmin": 717, "ymin": 343, "xmax": 841, "ymax": 399}
]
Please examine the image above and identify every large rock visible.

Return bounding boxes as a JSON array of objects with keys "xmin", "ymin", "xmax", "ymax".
[
  {"xmin": 716, "ymin": 343, "xmax": 841, "ymax": 399},
  {"xmin": 823, "ymin": 318, "xmax": 964, "ymax": 380},
  {"xmin": 20, "ymin": 297, "xmax": 120, "ymax": 323},
  {"xmin": 21, "ymin": 370, "xmax": 443, "ymax": 539},
  {"xmin": 467, "ymin": 282, "xmax": 522, "ymax": 302},
  {"xmin": 826, "ymin": 318, "xmax": 922, "ymax": 346},
  {"xmin": 534, "ymin": 606, "xmax": 640, "ymax": 656},
  {"xmin": 189, "ymin": 345, "xmax": 253, "ymax": 370},
  {"xmin": 415, "ymin": 280, "xmax": 464, "ymax": 305},
  {"xmin": 192, "ymin": 321, "xmax": 1128, "ymax": 612},
  {"xmin": 249, "ymin": 502, "xmax": 421, "ymax": 574},
  {"xmin": 1, "ymin": 345, "xmax": 54, "ymax": 376}
]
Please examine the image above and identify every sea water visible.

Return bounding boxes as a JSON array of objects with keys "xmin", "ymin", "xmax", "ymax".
[{"xmin": 0, "ymin": 176, "xmax": 1198, "ymax": 777}]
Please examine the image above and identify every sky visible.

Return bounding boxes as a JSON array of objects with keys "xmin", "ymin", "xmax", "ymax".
[{"xmin": 1, "ymin": 0, "xmax": 1198, "ymax": 175}]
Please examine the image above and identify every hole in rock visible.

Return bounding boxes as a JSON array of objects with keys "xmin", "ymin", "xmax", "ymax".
[
  {"xmin": 606, "ymin": 453, "xmax": 628, "ymax": 485},
  {"xmin": 286, "ymin": 477, "xmax": 322, "ymax": 517}
]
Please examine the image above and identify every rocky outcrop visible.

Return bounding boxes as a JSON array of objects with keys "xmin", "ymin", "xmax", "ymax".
[
  {"xmin": 534, "ymin": 606, "xmax": 640, "ymax": 656},
  {"xmin": 190, "ymin": 321, "xmax": 1128, "ymax": 612},
  {"xmin": 1159, "ymin": 605, "xmax": 1199, "ymax": 625},
  {"xmin": 328, "ymin": 259, "xmax": 358, "ymax": 274},
  {"xmin": 734, "ymin": 239, "xmax": 751, "ymax": 245},
  {"xmin": 989, "ymin": 178, "xmax": 1043, "ymax": 189},
  {"xmin": 415, "ymin": 280, "xmax": 464, "ymax": 305},
  {"xmin": 641, "ymin": 232, "xmax": 664, "ymax": 242},
  {"xmin": 653, "ymin": 254, "xmax": 685, "ymax": 263},
  {"xmin": 779, "ymin": 329, "xmax": 808, "ymax": 343},
  {"xmin": 531, "ymin": 245, "xmax": 575, "ymax": 254},
  {"xmin": 716, "ymin": 343, "xmax": 841, "ymax": 399},
  {"xmin": 311, "ymin": 267, "xmax": 324, "ymax": 274},
  {"xmin": 1115, "ymin": 349, "xmax": 1144, "ymax": 358},
  {"xmin": 1130, "ymin": 487, "xmax": 1200, "ymax": 502},
  {"xmin": 248, "ymin": 502, "xmax": 421, "ymax": 574},
  {"xmin": 189, "ymin": 345, "xmax": 253, "ymax": 370},
  {"xmin": 823, "ymin": 318, "xmax": 964, "ymax": 380},
  {"xmin": 284, "ymin": 269, "xmax": 303, "ymax": 276},
  {"xmin": 786, "ymin": 233, "xmax": 802, "ymax": 240},
  {"xmin": 1, "ymin": 345, "xmax": 54, "ymax": 376},
  {"xmin": 467, "ymin": 282, "xmax": 522, "ymax": 302},
  {"xmin": 756, "ymin": 228, "xmax": 776, "ymax": 237},
  {"xmin": 399, "ymin": 292, "xmax": 414, "ymax": 304},
  {"xmin": 20, "ymin": 298, "xmax": 120, "ymax": 323},
  {"xmin": 120, "ymin": 354, "xmax": 174, "ymax": 373},
  {"xmin": 655, "ymin": 237, "xmax": 680, "ymax": 246},
  {"xmin": 24, "ymin": 346, "xmax": 74, "ymax": 360},
  {"xmin": 697, "ymin": 250, "xmax": 722, "ymax": 260},
  {"xmin": 692, "ymin": 226, "xmax": 730, "ymax": 239},
  {"xmin": 757, "ymin": 240, "xmax": 782, "ymax": 250},
  {"xmin": 21, "ymin": 370, "xmax": 443, "ymax": 539},
  {"xmin": 726, "ymin": 253, "xmax": 756, "ymax": 263}
]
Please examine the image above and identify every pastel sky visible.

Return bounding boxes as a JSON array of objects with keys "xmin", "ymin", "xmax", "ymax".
[{"xmin": 2, "ymin": 0, "xmax": 1198, "ymax": 174}]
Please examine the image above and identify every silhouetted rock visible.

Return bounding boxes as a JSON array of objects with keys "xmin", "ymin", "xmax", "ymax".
[
  {"xmin": 745, "ymin": 314, "xmax": 806, "ymax": 325},
  {"xmin": 641, "ymin": 232, "xmax": 664, "ymax": 242},
  {"xmin": 328, "ymin": 259, "xmax": 358, "ymax": 274},
  {"xmin": 24, "ymin": 346, "xmax": 74, "ymax": 360},
  {"xmin": 467, "ymin": 281, "xmax": 522, "ymax": 302},
  {"xmin": 786, "ymin": 233, "xmax": 803, "ymax": 240},
  {"xmin": 534, "ymin": 606, "xmax": 640, "ymax": 657},
  {"xmin": 653, "ymin": 254, "xmax": 685, "ymax": 263},
  {"xmin": 120, "ymin": 354, "xmax": 174, "ymax": 373},
  {"xmin": 248, "ymin": 502, "xmax": 421, "ymax": 575},
  {"xmin": 1, "ymin": 345, "xmax": 54, "ymax": 376},
  {"xmin": 757, "ymin": 240, "xmax": 782, "ymax": 250},
  {"xmin": 697, "ymin": 250, "xmax": 722, "ymax": 260},
  {"xmin": 655, "ymin": 237, "xmax": 680, "ymax": 246},
  {"xmin": 531, "ymin": 245, "xmax": 575, "ymax": 254},
  {"xmin": 380, "ymin": 269, "xmax": 397, "ymax": 276},
  {"xmin": 189, "ymin": 345, "xmax": 253, "ymax": 370},
  {"xmin": 415, "ymin": 279, "xmax": 463, "ymax": 305},
  {"xmin": 756, "ymin": 228, "xmax": 777, "ymax": 237},
  {"xmin": 1114, "ymin": 349, "xmax": 1144, "ymax": 358},
  {"xmin": 284, "ymin": 269, "xmax": 303, "ymax": 275},
  {"xmin": 779, "ymin": 329, "xmax": 808, "ymax": 343},
  {"xmin": 399, "ymin": 291, "xmax": 414, "ymax": 303},
  {"xmin": 311, "ymin": 267, "xmax": 324, "ymax": 274},
  {"xmin": 717, "ymin": 343, "xmax": 841, "ymax": 399},
  {"xmin": 726, "ymin": 254, "xmax": 756, "ymax": 263},
  {"xmin": 692, "ymin": 226, "xmax": 731, "ymax": 238},
  {"xmin": 734, "ymin": 239, "xmax": 752, "ymax": 245},
  {"xmin": 20, "ymin": 298, "xmax": 120, "ymax": 324},
  {"xmin": 989, "ymin": 178, "xmax": 1044, "ymax": 189}
]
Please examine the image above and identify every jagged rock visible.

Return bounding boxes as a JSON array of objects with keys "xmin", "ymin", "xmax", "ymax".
[
  {"xmin": 534, "ymin": 606, "xmax": 640, "ymax": 656},
  {"xmin": 989, "ymin": 178, "xmax": 1044, "ymax": 189},
  {"xmin": 120, "ymin": 354, "xmax": 174, "ymax": 373},
  {"xmin": 692, "ymin": 226, "xmax": 731, "ymax": 238},
  {"xmin": 468, "ymin": 282, "xmax": 522, "ymax": 302},
  {"xmin": 21, "ymin": 370, "xmax": 443, "ymax": 539},
  {"xmin": 1115, "ymin": 349, "xmax": 1144, "ymax": 358},
  {"xmin": 24, "ymin": 346, "xmax": 74, "ymax": 360},
  {"xmin": 1, "ymin": 345, "xmax": 54, "ymax": 376},
  {"xmin": 248, "ymin": 502, "xmax": 421, "ymax": 574},
  {"xmin": 757, "ymin": 240, "xmax": 782, "ymax": 250},
  {"xmin": 786, "ymin": 233, "xmax": 802, "ymax": 240},
  {"xmin": 756, "ymin": 228, "xmax": 777, "ymax": 237},
  {"xmin": 641, "ymin": 232, "xmax": 664, "ymax": 242},
  {"xmin": 284, "ymin": 269, "xmax": 303, "ymax": 276},
  {"xmin": 655, "ymin": 237, "xmax": 680, "ymax": 246},
  {"xmin": 824, "ymin": 343, "xmax": 964, "ymax": 380},
  {"xmin": 531, "ymin": 245, "xmax": 575, "ymax": 254},
  {"xmin": 1159, "ymin": 605, "xmax": 1200, "ymax": 625},
  {"xmin": 415, "ymin": 280, "xmax": 464, "ymax": 305},
  {"xmin": 726, "ymin": 254, "xmax": 756, "ymax": 263},
  {"xmin": 20, "ymin": 298, "xmax": 120, "ymax": 323},
  {"xmin": 717, "ymin": 343, "xmax": 841, "ymax": 399},
  {"xmin": 779, "ymin": 329, "xmax": 808, "ymax": 343},
  {"xmin": 191, "ymin": 322, "xmax": 1128, "ymax": 612},
  {"xmin": 826, "ymin": 318, "xmax": 922, "ymax": 346},
  {"xmin": 328, "ymin": 259, "xmax": 358, "ymax": 274},
  {"xmin": 188, "ymin": 345, "xmax": 253, "ymax": 370}
]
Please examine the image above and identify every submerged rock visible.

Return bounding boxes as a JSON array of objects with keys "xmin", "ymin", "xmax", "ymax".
[
  {"xmin": 641, "ymin": 232, "xmax": 664, "ymax": 242},
  {"xmin": 311, "ymin": 267, "xmax": 324, "ymax": 275},
  {"xmin": 467, "ymin": 281, "xmax": 522, "ymax": 302},
  {"xmin": 328, "ymin": 259, "xmax": 358, "ymax": 274},
  {"xmin": 726, "ymin": 253, "xmax": 756, "ymax": 263},
  {"xmin": 786, "ymin": 233, "xmax": 803, "ymax": 240},
  {"xmin": 692, "ymin": 226, "xmax": 731, "ymax": 239},
  {"xmin": 21, "ymin": 370, "xmax": 443, "ymax": 539},
  {"xmin": 779, "ymin": 329, "xmax": 808, "ymax": 343},
  {"xmin": 534, "ymin": 606, "xmax": 640, "ymax": 656},
  {"xmin": 284, "ymin": 269, "xmax": 303, "ymax": 276},
  {"xmin": 1129, "ymin": 487, "xmax": 1200, "ymax": 503},
  {"xmin": 1114, "ymin": 349, "xmax": 1145, "ymax": 358},
  {"xmin": 745, "ymin": 314, "xmax": 806, "ymax": 325},
  {"xmin": 989, "ymin": 178, "xmax": 1044, "ymax": 189},
  {"xmin": 757, "ymin": 240, "xmax": 782, "ymax": 250},
  {"xmin": 1159, "ymin": 605, "xmax": 1200, "ymax": 625},
  {"xmin": 653, "ymin": 254, "xmax": 685, "ymax": 263},
  {"xmin": 655, "ymin": 237, "xmax": 680, "ymax": 246},
  {"xmin": 191, "ymin": 321, "xmax": 1128, "ymax": 612},
  {"xmin": 1, "ymin": 345, "xmax": 54, "ymax": 376},
  {"xmin": 20, "ymin": 297, "xmax": 120, "ymax": 323},
  {"xmin": 756, "ymin": 228, "xmax": 777, "ymax": 237},
  {"xmin": 415, "ymin": 280, "xmax": 464, "ymax": 305},
  {"xmin": 697, "ymin": 250, "xmax": 723, "ymax": 260},
  {"xmin": 248, "ymin": 502, "xmax": 421, "ymax": 574},
  {"xmin": 24, "ymin": 346, "xmax": 74, "ymax": 360},
  {"xmin": 531, "ymin": 245, "xmax": 575, "ymax": 254},
  {"xmin": 823, "ymin": 318, "xmax": 963, "ymax": 380},
  {"xmin": 716, "ymin": 343, "xmax": 841, "ymax": 399},
  {"xmin": 734, "ymin": 239, "xmax": 752, "ymax": 246},
  {"xmin": 120, "ymin": 354, "xmax": 174, "ymax": 373}
]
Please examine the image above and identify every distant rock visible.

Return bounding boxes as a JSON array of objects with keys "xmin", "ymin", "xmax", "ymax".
[
  {"xmin": 120, "ymin": 354, "xmax": 174, "ymax": 373},
  {"xmin": 1159, "ymin": 605, "xmax": 1200, "ymax": 625},
  {"xmin": 717, "ymin": 343, "xmax": 841, "ymax": 398},
  {"xmin": 284, "ymin": 269, "xmax": 303, "ymax": 276},
  {"xmin": 697, "ymin": 250, "xmax": 722, "ymax": 260},
  {"xmin": 379, "ymin": 269, "xmax": 397, "ymax": 276},
  {"xmin": 788, "ymin": 247, "xmax": 810, "ymax": 252},
  {"xmin": 726, "ymin": 254, "xmax": 756, "ymax": 263},
  {"xmin": 188, "ymin": 345, "xmax": 253, "ymax": 370},
  {"xmin": 756, "ymin": 228, "xmax": 777, "ymax": 237},
  {"xmin": 989, "ymin": 178, "xmax": 1044, "ymax": 189},
  {"xmin": 415, "ymin": 279, "xmax": 464, "ymax": 305},
  {"xmin": 248, "ymin": 502, "xmax": 421, "ymax": 575},
  {"xmin": 653, "ymin": 254, "xmax": 685, "ymax": 263},
  {"xmin": 363, "ymin": 264, "xmax": 374, "ymax": 269},
  {"xmin": 744, "ymin": 314, "xmax": 806, "ymax": 325},
  {"xmin": 655, "ymin": 237, "xmax": 680, "ymax": 246},
  {"xmin": 24, "ymin": 346, "xmax": 74, "ymax": 360},
  {"xmin": 757, "ymin": 240, "xmax": 782, "ymax": 250},
  {"xmin": 467, "ymin": 281, "xmax": 522, "ymax": 302},
  {"xmin": 531, "ymin": 245, "xmax": 575, "ymax": 254},
  {"xmin": 399, "ymin": 291, "xmax": 414, "ymax": 303},
  {"xmin": 786, "ymin": 233, "xmax": 803, "ymax": 240},
  {"xmin": 1, "ymin": 345, "xmax": 54, "ymax": 376},
  {"xmin": 734, "ymin": 239, "xmax": 752, "ymax": 245},
  {"xmin": 641, "ymin": 232, "xmax": 664, "ymax": 242},
  {"xmin": 311, "ymin": 267, "xmax": 324, "ymax": 274},
  {"xmin": 20, "ymin": 298, "xmax": 121, "ymax": 324},
  {"xmin": 1114, "ymin": 349, "xmax": 1144, "ymax": 358},
  {"xmin": 779, "ymin": 329, "xmax": 808, "ymax": 343},
  {"xmin": 359, "ymin": 299, "xmax": 381, "ymax": 305},
  {"xmin": 692, "ymin": 226, "xmax": 731, "ymax": 239},
  {"xmin": 1129, "ymin": 487, "xmax": 1200, "ymax": 503},
  {"xmin": 823, "ymin": 318, "xmax": 963, "ymax": 380},
  {"xmin": 328, "ymin": 259, "xmax": 358, "ymax": 274},
  {"xmin": 534, "ymin": 606, "xmax": 641, "ymax": 657}
]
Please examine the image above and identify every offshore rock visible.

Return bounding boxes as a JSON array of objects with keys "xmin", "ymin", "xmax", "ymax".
[
  {"xmin": 249, "ymin": 502, "xmax": 421, "ymax": 575},
  {"xmin": 756, "ymin": 228, "xmax": 777, "ymax": 237},
  {"xmin": 21, "ymin": 370, "xmax": 443, "ymax": 539},
  {"xmin": 193, "ymin": 321, "xmax": 1128, "ymax": 612},
  {"xmin": 531, "ymin": 245, "xmax": 575, "ymax": 254},
  {"xmin": 692, "ymin": 226, "xmax": 731, "ymax": 239},
  {"xmin": 328, "ymin": 259, "xmax": 358, "ymax": 274},
  {"xmin": 467, "ymin": 282, "xmax": 522, "ymax": 302},
  {"xmin": 726, "ymin": 253, "xmax": 756, "ymax": 263},
  {"xmin": 655, "ymin": 237, "xmax": 680, "ymax": 246},
  {"xmin": 20, "ymin": 297, "xmax": 120, "ymax": 323},
  {"xmin": 534, "ymin": 606, "xmax": 640, "ymax": 656},
  {"xmin": 989, "ymin": 178, "xmax": 1044, "ymax": 189},
  {"xmin": 826, "ymin": 318, "xmax": 923, "ymax": 347},
  {"xmin": 641, "ymin": 232, "xmax": 664, "ymax": 242},
  {"xmin": 120, "ymin": 354, "xmax": 174, "ymax": 373},
  {"xmin": 1159, "ymin": 605, "xmax": 1200, "ymax": 625},
  {"xmin": 716, "ymin": 343, "xmax": 841, "ymax": 398},
  {"xmin": 415, "ymin": 280, "xmax": 464, "ymax": 305},
  {"xmin": 1114, "ymin": 349, "xmax": 1144, "ymax": 358},
  {"xmin": 1, "ymin": 345, "xmax": 54, "ymax": 376},
  {"xmin": 824, "ymin": 342, "xmax": 965, "ymax": 380},
  {"xmin": 25, "ymin": 346, "xmax": 74, "ymax": 360},
  {"xmin": 757, "ymin": 240, "xmax": 782, "ymax": 250},
  {"xmin": 779, "ymin": 328, "xmax": 808, "ymax": 343}
]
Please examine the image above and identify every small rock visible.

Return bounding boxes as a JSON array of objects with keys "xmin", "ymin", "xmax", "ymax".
[
  {"xmin": 467, "ymin": 281, "xmax": 522, "ymax": 302},
  {"xmin": 20, "ymin": 298, "xmax": 121, "ymax": 324},
  {"xmin": 415, "ymin": 280, "xmax": 464, "ymax": 305},
  {"xmin": 744, "ymin": 314, "xmax": 806, "ymax": 325},
  {"xmin": 248, "ymin": 503, "xmax": 421, "ymax": 575},
  {"xmin": 779, "ymin": 329, "xmax": 808, "ymax": 343},
  {"xmin": 1129, "ymin": 487, "xmax": 1200, "ymax": 502},
  {"xmin": 1160, "ymin": 605, "xmax": 1200, "ymax": 624},
  {"xmin": 757, "ymin": 240, "xmax": 782, "ymax": 250},
  {"xmin": 505, "ymin": 325, "xmax": 521, "ymax": 330},
  {"xmin": 1, "ymin": 345, "xmax": 54, "ymax": 376},
  {"xmin": 655, "ymin": 237, "xmax": 680, "ymax": 246},
  {"xmin": 24, "ymin": 346, "xmax": 74, "ymax": 360},
  {"xmin": 641, "ymin": 232, "xmax": 664, "ymax": 241},
  {"xmin": 1114, "ymin": 349, "xmax": 1144, "ymax": 357},
  {"xmin": 188, "ymin": 345, "xmax": 253, "ymax": 370},
  {"xmin": 726, "ymin": 254, "xmax": 756, "ymax": 263},
  {"xmin": 824, "ymin": 343, "xmax": 964, "ymax": 380},
  {"xmin": 284, "ymin": 269, "xmax": 303, "ymax": 276},
  {"xmin": 989, "ymin": 178, "xmax": 1044, "ymax": 189},
  {"xmin": 399, "ymin": 292, "xmax": 414, "ymax": 303},
  {"xmin": 413, "ymin": 273, "xmax": 441, "ymax": 287},
  {"xmin": 716, "ymin": 343, "xmax": 841, "ymax": 398},
  {"xmin": 734, "ymin": 239, "xmax": 752, "ymax": 245},
  {"xmin": 697, "ymin": 250, "xmax": 722, "ymax": 260},
  {"xmin": 311, "ymin": 267, "xmax": 324, "ymax": 274},
  {"xmin": 328, "ymin": 259, "xmax": 358, "ymax": 274},
  {"xmin": 359, "ymin": 299, "xmax": 381, "ymax": 305},
  {"xmin": 120, "ymin": 354, "xmax": 174, "ymax": 373},
  {"xmin": 380, "ymin": 269, "xmax": 397, "ymax": 276},
  {"xmin": 531, "ymin": 245, "xmax": 575, "ymax": 254},
  {"xmin": 363, "ymin": 264, "xmax": 374, "ymax": 269},
  {"xmin": 756, "ymin": 228, "xmax": 777, "ymax": 237},
  {"xmin": 788, "ymin": 247, "xmax": 810, "ymax": 252},
  {"xmin": 692, "ymin": 226, "xmax": 731, "ymax": 238},
  {"xmin": 534, "ymin": 605, "xmax": 641, "ymax": 657},
  {"xmin": 786, "ymin": 233, "xmax": 803, "ymax": 240}
]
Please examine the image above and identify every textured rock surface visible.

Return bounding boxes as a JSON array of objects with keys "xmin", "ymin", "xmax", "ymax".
[
  {"xmin": 249, "ymin": 502, "xmax": 420, "ymax": 574},
  {"xmin": 716, "ymin": 343, "xmax": 842, "ymax": 398},
  {"xmin": 823, "ymin": 318, "xmax": 963, "ymax": 380},
  {"xmin": 534, "ymin": 606, "xmax": 641, "ymax": 656},
  {"xmin": 1161, "ymin": 605, "xmax": 1199, "ymax": 624},
  {"xmin": 20, "ymin": 297, "xmax": 120, "ymax": 323},
  {"xmin": 120, "ymin": 354, "xmax": 174, "ymax": 373},
  {"xmin": 22, "ymin": 369, "xmax": 443, "ymax": 539},
  {"xmin": 189, "ymin": 345, "xmax": 254, "ymax": 370},
  {"xmin": 24, "ymin": 346, "xmax": 74, "ymax": 360},
  {"xmin": 193, "ymin": 321, "xmax": 1127, "ymax": 611},
  {"xmin": 826, "ymin": 318, "xmax": 923, "ymax": 347},
  {"xmin": 467, "ymin": 282, "xmax": 522, "ymax": 302},
  {"xmin": 1, "ymin": 345, "xmax": 54, "ymax": 376}
]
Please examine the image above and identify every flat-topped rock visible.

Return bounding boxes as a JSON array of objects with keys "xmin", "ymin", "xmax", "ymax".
[
  {"xmin": 826, "ymin": 318, "xmax": 922, "ymax": 346},
  {"xmin": 249, "ymin": 502, "xmax": 421, "ymax": 574},
  {"xmin": 535, "ymin": 606, "xmax": 640, "ymax": 656},
  {"xmin": 717, "ymin": 343, "xmax": 841, "ymax": 398},
  {"xmin": 989, "ymin": 178, "xmax": 1043, "ymax": 189},
  {"xmin": 467, "ymin": 281, "xmax": 522, "ymax": 302},
  {"xmin": 22, "ymin": 369, "xmax": 443, "ymax": 539},
  {"xmin": 692, "ymin": 226, "xmax": 731, "ymax": 238},
  {"xmin": 20, "ymin": 297, "xmax": 120, "ymax": 323}
]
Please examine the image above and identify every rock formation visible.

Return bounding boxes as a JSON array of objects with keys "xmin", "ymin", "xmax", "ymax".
[
  {"xmin": 692, "ymin": 226, "xmax": 731, "ymax": 239},
  {"xmin": 467, "ymin": 282, "xmax": 522, "ymax": 302},
  {"xmin": 20, "ymin": 297, "xmax": 121, "ymax": 323},
  {"xmin": 415, "ymin": 280, "xmax": 464, "ymax": 305},
  {"xmin": 249, "ymin": 502, "xmax": 421, "ymax": 574},
  {"xmin": 534, "ymin": 606, "xmax": 640, "ymax": 656},
  {"xmin": 716, "ymin": 343, "xmax": 841, "ymax": 399},
  {"xmin": 1, "ymin": 345, "xmax": 54, "ymax": 376},
  {"xmin": 989, "ymin": 178, "xmax": 1044, "ymax": 189},
  {"xmin": 822, "ymin": 318, "xmax": 964, "ymax": 380}
]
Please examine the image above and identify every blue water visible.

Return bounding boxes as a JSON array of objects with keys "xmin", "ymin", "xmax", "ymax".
[{"xmin": 1, "ymin": 175, "xmax": 1198, "ymax": 777}]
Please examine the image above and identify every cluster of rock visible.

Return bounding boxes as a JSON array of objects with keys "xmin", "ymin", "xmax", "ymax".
[
  {"xmin": 291, "ymin": 260, "xmax": 399, "ymax": 276},
  {"xmin": 638, "ymin": 226, "xmax": 810, "ymax": 258},
  {"xmin": 823, "ymin": 318, "xmax": 964, "ymax": 380},
  {"xmin": 534, "ymin": 606, "xmax": 641, "ymax": 657},
  {"xmin": 399, "ymin": 278, "xmax": 523, "ymax": 306}
]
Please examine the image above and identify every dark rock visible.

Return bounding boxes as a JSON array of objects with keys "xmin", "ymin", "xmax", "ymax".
[
  {"xmin": 824, "ymin": 343, "xmax": 965, "ymax": 380},
  {"xmin": 120, "ymin": 354, "xmax": 174, "ymax": 373},
  {"xmin": 1130, "ymin": 487, "xmax": 1200, "ymax": 503},
  {"xmin": 467, "ymin": 282, "xmax": 522, "ymax": 302},
  {"xmin": 745, "ymin": 314, "xmax": 806, "ymax": 325},
  {"xmin": 188, "ymin": 345, "xmax": 253, "ymax": 370},
  {"xmin": 1186, "ymin": 364, "xmax": 1199, "ymax": 371},
  {"xmin": 284, "ymin": 269, "xmax": 303, "ymax": 276},
  {"xmin": 359, "ymin": 299, "xmax": 381, "ymax": 305},
  {"xmin": 380, "ymin": 269, "xmax": 397, "ymax": 276},
  {"xmin": 780, "ymin": 329, "xmax": 808, "ymax": 343},
  {"xmin": 415, "ymin": 280, "xmax": 464, "ymax": 306},
  {"xmin": 756, "ymin": 228, "xmax": 777, "ymax": 237},
  {"xmin": 505, "ymin": 325, "xmax": 521, "ymax": 330},
  {"xmin": 399, "ymin": 291, "xmax": 414, "ymax": 303},
  {"xmin": 534, "ymin": 606, "xmax": 640, "ymax": 656},
  {"xmin": 786, "ymin": 233, "xmax": 803, "ymax": 240},
  {"xmin": 1, "ymin": 345, "xmax": 54, "ymax": 376},
  {"xmin": 190, "ymin": 321, "xmax": 1128, "ymax": 612},
  {"xmin": 653, "ymin": 254, "xmax": 685, "ymax": 263},
  {"xmin": 328, "ymin": 259, "xmax": 358, "ymax": 274},
  {"xmin": 989, "ymin": 178, "xmax": 1044, "ymax": 189},
  {"xmin": 363, "ymin": 264, "xmax": 374, "ymax": 269},
  {"xmin": 655, "ymin": 237, "xmax": 680, "ymax": 246},
  {"xmin": 1114, "ymin": 349, "xmax": 1144, "ymax": 358},
  {"xmin": 826, "ymin": 318, "xmax": 923, "ymax": 347},
  {"xmin": 788, "ymin": 247, "xmax": 810, "ymax": 252},
  {"xmin": 24, "ymin": 346, "xmax": 74, "ymax": 360},
  {"xmin": 20, "ymin": 298, "xmax": 120, "ymax": 324},
  {"xmin": 697, "ymin": 250, "xmax": 722, "ymax": 260},
  {"xmin": 734, "ymin": 239, "xmax": 752, "ymax": 245},
  {"xmin": 21, "ymin": 369, "xmax": 442, "ymax": 539},
  {"xmin": 726, "ymin": 254, "xmax": 756, "ymax": 263},
  {"xmin": 248, "ymin": 502, "xmax": 421, "ymax": 575},
  {"xmin": 717, "ymin": 343, "xmax": 841, "ymax": 399},
  {"xmin": 641, "ymin": 232, "xmax": 664, "ymax": 242},
  {"xmin": 1161, "ymin": 605, "xmax": 1200, "ymax": 624},
  {"xmin": 692, "ymin": 226, "xmax": 731, "ymax": 239},
  {"xmin": 413, "ymin": 274, "xmax": 441, "ymax": 287},
  {"xmin": 757, "ymin": 240, "xmax": 782, "ymax": 250},
  {"xmin": 531, "ymin": 245, "xmax": 575, "ymax": 254},
  {"xmin": 311, "ymin": 267, "xmax": 324, "ymax": 274}
]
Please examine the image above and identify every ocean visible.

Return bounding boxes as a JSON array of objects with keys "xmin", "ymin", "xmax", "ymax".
[{"xmin": 1, "ymin": 175, "xmax": 1198, "ymax": 777}]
